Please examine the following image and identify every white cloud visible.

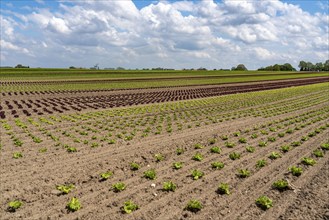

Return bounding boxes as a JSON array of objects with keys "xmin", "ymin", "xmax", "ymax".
[
  {"xmin": 0, "ymin": 39, "xmax": 30, "ymax": 55},
  {"xmin": 0, "ymin": 15, "xmax": 16, "ymax": 39},
  {"xmin": 253, "ymin": 47, "xmax": 276, "ymax": 60},
  {"xmin": 0, "ymin": 0, "xmax": 328, "ymax": 69},
  {"xmin": 35, "ymin": 0, "xmax": 45, "ymax": 5},
  {"xmin": 47, "ymin": 17, "xmax": 71, "ymax": 34}
]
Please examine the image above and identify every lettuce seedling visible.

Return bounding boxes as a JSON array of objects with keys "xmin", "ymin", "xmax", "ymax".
[
  {"xmin": 267, "ymin": 137, "xmax": 276, "ymax": 142},
  {"xmin": 8, "ymin": 200, "xmax": 23, "ymax": 212},
  {"xmin": 185, "ymin": 200, "xmax": 202, "ymax": 212},
  {"xmin": 208, "ymin": 138, "xmax": 217, "ymax": 145},
  {"xmin": 173, "ymin": 162, "xmax": 183, "ymax": 169},
  {"xmin": 57, "ymin": 184, "xmax": 75, "ymax": 194},
  {"xmin": 191, "ymin": 170, "xmax": 204, "ymax": 180},
  {"xmin": 100, "ymin": 171, "xmax": 113, "ymax": 181},
  {"xmin": 278, "ymin": 133, "xmax": 285, "ymax": 138},
  {"xmin": 280, "ymin": 145, "xmax": 290, "ymax": 153},
  {"xmin": 272, "ymin": 179, "xmax": 289, "ymax": 191},
  {"xmin": 38, "ymin": 148, "xmax": 47, "ymax": 153},
  {"xmin": 301, "ymin": 136, "xmax": 309, "ymax": 142},
  {"xmin": 112, "ymin": 182, "xmax": 126, "ymax": 192},
  {"xmin": 13, "ymin": 152, "xmax": 23, "ymax": 159},
  {"xmin": 229, "ymin": 152, "xmax": 240, "ymax": 160},
  {"xmin": 246, "ymin": 146, "xmax": 255, "ymax": 153},
  {"xmin": 194, "ymin": 143, "xmax": 204, "ymax": 149},
  {"xmin": 217, "ymin": 183, "xmax": 230, "ymax": 195},
  {"xmin": 302, "ymin": 157, "xmax": 316, "ymax": 166},
  {"xmin": 289, "ymin": 166, "xmax": 303, "ymax": 176},
  {"xmin": 67, "ymin": 147, "xmax": 77, "ymax": 153},
  {"xmin": 256, "ymin": 196, "xmax": 272, "ymax": 210},
  {"xmin": 237, "ymin": 169, "xmax": 250, "ymax": 178},
  {"xmin": 291, "ymin": 141, "xmax": 301, "ymax": 147},
  {"xmin": 210, "ymin": 146, "xmax": 221, "ymax": 153},
  {"xmin": 154, "ymin": 154, "xmax": 164, "ymax": 162},
  {"xmin": 256, "ymin": 159, "xmax": 267, "ymax": 168},
  {"xmin": 233, "ymin": 131, "xmax": 240, "ymax": 137},
  {"xmin": 225, "ymin": 142, "xmax": 235, "ymax": 148},
  {"xmin": 143, "ymin": 169, "xmax": 156, "ymax": 180},
  {"xmin": 239, "ymin": 138, "xmax": 247, "ymax": 143},
  {"xmin": 66, "ymin": 197, "xmax": 81, "ymax": 212},
  {"xmin": 211, "ymin": 162, "xmax": 224, "ymax": 169},
  {"xmin": 192, "ymin": 153, "xmax": 203, "ymax": 161},
  {"xmin": 251, "ymin": 133, "xmax": 258, "ymax": 139},
  {"xmin": 130, "ymin": 162, "xmax": 140, "ymax": 170},
  {"xmin": 321, "ymin": 143, "xmax": 329, "ymax": 150},
  {"xmin": 163, "ymin": 181, "xmax": 177, "ymax": 192},
  {"xmin": 258, "ymin": 141, "xmax": 267, "ymax": 147},
  {"xmin": 313, "ymin": 149, "xmax": 324, "ymax": 157},
  {"xmin": 221, "ymin": 135, "xmax": 228, "ymax": 140},
  {"xmin": 268, "ymin": 152, "xmax": 281, "ymax": 160},
  {"xmin": 176, "ymin": 148, "xmax": 184, "ymax": 155},
  {"xmin": 122, "ymin": 200, "xmax": 138, "ymax": 214}
]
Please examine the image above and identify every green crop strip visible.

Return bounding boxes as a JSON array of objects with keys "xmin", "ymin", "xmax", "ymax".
[{"xmin": 1, "ymin": 71, "xmax": 327, "ymax": 92}]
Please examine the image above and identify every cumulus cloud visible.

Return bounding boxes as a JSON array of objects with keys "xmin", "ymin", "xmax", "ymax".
[
  {"xmin": 253, "ymin": 47, "xmax": 277, "ymax": 60},
  {"xmin": 0, "ymin": 0, "xmax": 328, "ymax": 69},
  {"xmin": 0, "ymin": 39, "xmax": 30, "ymax": 55},
  {"xmin": 1, "ymin": 15, "xmax": 16, "ymax": 39}
]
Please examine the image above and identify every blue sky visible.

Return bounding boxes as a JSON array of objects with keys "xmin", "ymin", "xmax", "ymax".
[{"xmin": 1, "ymin": 0, "xmax": 328, "ymax": 69}]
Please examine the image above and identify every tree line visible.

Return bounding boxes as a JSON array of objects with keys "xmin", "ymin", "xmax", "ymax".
[
  {"xmin": 258, "ymin": 60, "xmax": 329, "ymax": 71},
  {"xmin": 258, "ymin": 63, "xmax": 296, "ymax": 71},
  {"xmin": 298, "ymin": 60, "xmax": 329, "ymax": 71}
]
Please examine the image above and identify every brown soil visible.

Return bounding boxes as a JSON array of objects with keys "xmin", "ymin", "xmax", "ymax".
[{"xmin": 1, "ymin": 96, "xmax": 328, "ymax": 219}]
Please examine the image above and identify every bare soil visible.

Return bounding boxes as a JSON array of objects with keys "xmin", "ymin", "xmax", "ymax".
[{"xmin": 1, "ymin": 98, "xmax": 328, "ymax": 220}]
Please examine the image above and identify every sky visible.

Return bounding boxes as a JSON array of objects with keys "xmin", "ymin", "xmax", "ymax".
[{"xmin": 0, "ymin": 0, "xmax": 328, "ymax": 70}]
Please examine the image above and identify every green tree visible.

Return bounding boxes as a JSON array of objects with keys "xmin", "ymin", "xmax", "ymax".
[
  {"xmin": 298, "ymin": 61, "xmax": 307, "ymax": 71},
  {"xmin": 306, "ymin": 62, "xmax": 314, "ymax": 71},
  {"xmin": 273, "ymin": 64, "xmax": 280, "ymax": 71},
  {"xmin": 233, "ymin": 64, "xmax": 248, "ymax": 71},
  {"xmin": 324, "ymin": 60, "xmax": 329, "ymax": 71},
  {"xmin": 315, "ymin": 62, "xmax": 323, "ymax": 71},
  {"xmin": 282, "ymin": 63, "xmax": 296, "ymax": 71}
]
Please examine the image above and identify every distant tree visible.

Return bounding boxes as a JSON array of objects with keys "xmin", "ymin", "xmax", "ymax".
[
  {"xmin": 282, "ymin": 63, "xmax": 296, "ymax": 71},
  {"xmin": 258, "ymin": 63, "xmax": 296, "ymax": 71},
  {"xmin": 234, "ymin": 64, "xmax": 248, "ymax": 71},
  {"xmin": 15, "ymin": 64, "xmax": 29, "ymax": 68},
  {"xmin": 298, "ymin": 61, "xmax": 307, "ymax": 71},
  {"xmin": 315, "ymin": 62, "xmax": 323, "ymax": 71},
  {"xmin": 298, "ymin": 60, "xmax": 329, "ymax": 71},
  {"xmin": 116, "ymin": 67, "xmax": 125, "ymax": 70},
  {"xmin": 324, "ymin": 60, "xmax": 329, "ymax": 71},
  {"xmin": 306, "ymin": 62, "xmax": 315, "ymax": 71},
  {"xmin": 69, "ymin": 66, "xmax": 76, "ymax": 69},
  {"xmin": 273, "ymin": 64, "xmax": 281, "ymax": 71}
]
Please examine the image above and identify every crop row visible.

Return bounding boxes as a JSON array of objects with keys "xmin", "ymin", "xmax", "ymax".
[
  {"xmin": 1, "ymin": 83, "xmax": 328, "ymax": 153},
  {"xmin": 1, "ymin": 77, "xmax": 328, "ymax": 119},
  {"xmin": 4, "ymin": 110, "xmax": 328, "ymax": 217},
  {"xmin": 1, "ymin": 73, "xmax": 328, "ymax": 93}
]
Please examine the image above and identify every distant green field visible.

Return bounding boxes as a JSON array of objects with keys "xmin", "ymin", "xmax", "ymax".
[
  {"xmin": 0, "ymin": 68, "xmax": 327, "ymax": 81},
  {"xmin": 0, "ymin": 69, "xmax": 328, "ymax": 92}
]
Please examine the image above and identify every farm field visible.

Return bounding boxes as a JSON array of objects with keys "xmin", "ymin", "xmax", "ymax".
[{"xmin": 0, "ymin": 70, "xmax": 329, "ymax": 219}]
